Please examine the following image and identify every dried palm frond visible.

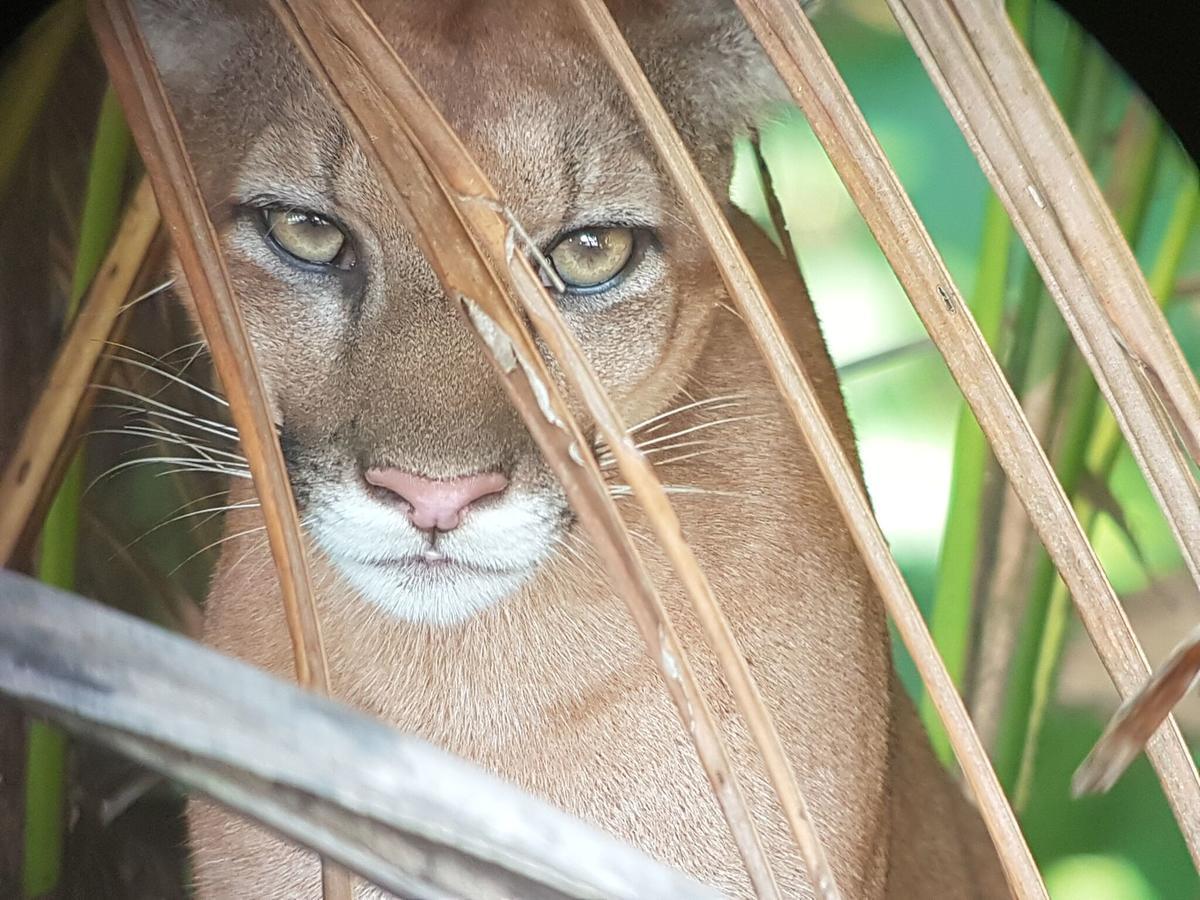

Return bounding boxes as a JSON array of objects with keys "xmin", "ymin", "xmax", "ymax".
[
  {"xmin": 0, "ymin": 571, "xmax": 719, "ymax": 900},
  {"xmin": 265, "ymin": 0, "xmax": 836, "ymax": 894},
  {"xmin": 885, "ymin": 0, "xmax": 1200, "ymax": 862},
  {"xmin": 87, "ymin": 3, "xmax": 348, "ymax": 892},
  {"xmin": 732, "ymin": 0, "xmax": 1200, "ymax": 873},
  {"xmin": 87, "ymin": 0, "xmax": 330, "ymax": 698},
  {"xmin": 1075, "ymin": 624, "xmax": 1200, "ymax": 797},
  {"xmin": 0, "ymin": 178, "xmax": 159, "ymax": 566}
]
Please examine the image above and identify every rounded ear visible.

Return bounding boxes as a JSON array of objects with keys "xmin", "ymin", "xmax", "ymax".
[
  {"xmin": 127, "ymin": 0, "xmax": 299, "ymax": 187},
  {"xmin": 131, "ymin": 0, "xmax": 303, "ymax": 159},
  {"xmin": 131, "ymin": 0, "xmax": 251, "ymax": 98},
  {"xmin": 614, "ymin": 0, "xmax": 802, "ymax": 151}
]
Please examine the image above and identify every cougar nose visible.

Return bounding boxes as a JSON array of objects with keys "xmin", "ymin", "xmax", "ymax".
[{"xmin": 364, "ymin": 468, "xmax": 508, "ymax": 532}]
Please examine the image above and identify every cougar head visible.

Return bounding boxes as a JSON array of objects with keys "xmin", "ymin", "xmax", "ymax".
[{"xmin": 136, "ymin": 0, "xmax": 785, "ymax": 624}]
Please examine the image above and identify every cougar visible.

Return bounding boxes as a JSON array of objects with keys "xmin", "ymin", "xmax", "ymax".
[{"xmin": 134, "ymin": 0, "xmax": 1008, "ymax": 896}]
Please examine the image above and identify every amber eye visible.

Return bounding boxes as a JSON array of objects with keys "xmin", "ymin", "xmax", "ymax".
[
  {"xmin": 547, "ymin": 226, "xmax": 635, "ymax": 290},
  {"xmin": 264, "ymin": 208, "xmax": 350, "ymax": 267}
]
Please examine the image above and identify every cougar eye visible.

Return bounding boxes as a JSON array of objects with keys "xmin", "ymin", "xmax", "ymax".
[
  {"xmin": 547, "ymin": 226, "xmax": 636, "ymax": 291},
  {"xmin": 263, "ymin": 207, "xmax": 353, "ymax": 268}
]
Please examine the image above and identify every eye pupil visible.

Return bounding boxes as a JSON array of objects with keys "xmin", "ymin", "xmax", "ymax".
[{"xmin": 548, "ymin": 226, "xmax": 635, "ymax": 291}]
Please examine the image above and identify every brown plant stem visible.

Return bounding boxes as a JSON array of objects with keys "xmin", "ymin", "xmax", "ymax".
[
  {"xmin": 88, "ymin": 1, "xmax": 344, "ymax": 894},
  {"xmin": 0, "ymin": 176, "xmax": 159, "ymax": 566}
]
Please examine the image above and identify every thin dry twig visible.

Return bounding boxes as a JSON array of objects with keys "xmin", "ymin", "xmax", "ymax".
[
  {"xmin": 573, "ymin": 0, "xmax": 1044, "ymax": 895},
  {"xmin": 0, "ymin": 176, "xmax": 159, "ymax": 565},
  {"xmin": 89, "ymin": 2, "xmax": 345, "ymax": 895},
  {"xmin": 262, "ymin": 1, "xmax": 785, "ymax": 895},
  {"xmin": 884, "ymin": 0, "xmax": 1200, "ymax": 863},
  {"xmin": 0, "ymin": 571, "xmax": 722, "ymax": 900}
]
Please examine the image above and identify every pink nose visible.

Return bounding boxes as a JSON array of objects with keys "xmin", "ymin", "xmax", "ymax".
[{"xmin": 364, "ymin": 468, "xmax": 508, "ymax": 532}]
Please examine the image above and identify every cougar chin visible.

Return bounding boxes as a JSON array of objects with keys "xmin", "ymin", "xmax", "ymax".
[{"xmin": 308, "ymin": 480, "xmax": 564, "ymax": 624}]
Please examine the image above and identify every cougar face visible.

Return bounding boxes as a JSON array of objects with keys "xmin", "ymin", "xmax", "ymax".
[
  {"xmin": 136, "ymin": 4, "xmax": 1015, "ymax": 896},
  {"xmin": 142, "ymin": 0, "xmax": 783, "ymax": 624}
]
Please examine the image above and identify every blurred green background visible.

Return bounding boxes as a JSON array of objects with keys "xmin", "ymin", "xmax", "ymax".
[{"xmin": 730, "ymin": 1, "xmax": 1200, "ymax": 897}]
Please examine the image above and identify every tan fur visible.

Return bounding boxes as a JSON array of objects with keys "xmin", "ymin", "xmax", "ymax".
[{"xmin": 134, "ymin": 1, "xmax": 1009, "ymax": 896}]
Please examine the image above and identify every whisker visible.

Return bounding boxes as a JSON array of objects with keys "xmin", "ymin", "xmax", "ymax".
[
  {"xmin": 632, "ymin": 413, "xmax": 769, "ymax": 451},
  {"xmin": 161, "ymin": 487, "xmax": 241, "ymax": 519},
  {"xmin": 627, "ymin": 401, "xmax": 749, "ymax": 442},
  {"xmin": 87, "ymin": 455, "xmax": 250, "ymax": 494},
  {"xmin": 647, "ymin": 447, "xmax": 721, "ymax": 468},
  {"xmin": 623, "ymin": 393, "xmax": 750, "ymax": 436},
  {"xmin": 94, "ymin": 400, "xmax": 239, "ymax": 445},
  {"xmin": 599, "ymin": 439, "xmax": 711, "ymax": 470},
  {"xmin": 89, "ymin": 426, "xmax": 247, "ymax": 464},
  {"xmin": 222, "ymin": 514, "xmax": 317, "ymax": 581},
  {"xmin": 169, "ymin": 339, "xmax": 210, "ymax": 376},
  {"xmin": 156, "ymin": 464, "xmax": 252, "ymax": 480},
  {"xmin": 159, "ymin": 338, "xmax": 208, "ymax": 361},
  {"xmin": 608, "ymin": 483, "xmax": 746, "ymax": 499},
  {"xmin": 119, "ymin": 500, "xmax": 261, "ymax": 555},
  {"xmin": 118, "ymin": 276, "xmax": 177, "ymax": 312},
  {"xmin": 222, "ymin": 532, "xmax": 276, "ymax": 581},
  {"xmin": 168, "ymin": 523, "xmax": 268, "ymax": 576},
  {"xmin": 102, "ymin": 349, "xmax": 230, "ymax": 407},
  {"xmin": 128, "ymin": 426, "xmax": 244, "ymax": 463},
  {"xmin": 93, "ymin": 384, "xmax": 235, "ymax": 431},
  {"xmin": 105, "ymin": 338, "xmax": 208, "ymax": 386}
]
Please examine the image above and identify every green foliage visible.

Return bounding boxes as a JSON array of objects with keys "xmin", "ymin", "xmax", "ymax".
[
  {"xmin": 736, "ymin": 0, "xmax": 1200, "ymax": 894},
  {"xmin": 0, "ymin": 1, "xmax": 83, "ymax": 199},
  {"xmin": 21, "ymin": 86, "xmax": 131, "ymax": 899}
]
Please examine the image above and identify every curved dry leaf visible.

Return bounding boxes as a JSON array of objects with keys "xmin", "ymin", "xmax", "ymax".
[
  {"xmin": 1075, "ymin": 625, "xmax": 1200, "ymax": 797},
  {"xmin": 0, "ymin": 571, "xmax": 721, "ymax": 900}
]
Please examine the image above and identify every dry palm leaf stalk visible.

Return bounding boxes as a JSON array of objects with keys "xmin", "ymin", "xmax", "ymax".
[
  {"xmin": 730, "ymin": 0, "xmax": 1200, "ymax": 867},
  {"xmin": 88, "ymin": 0, "xmax": 329, "ymax": 701},
  {"xmin": 260, "ymin": 1, "xmax": 838, "ymax": 896},
  {"xmin": 11, "ymin": 231, "xmax": 173, "ymax": 569},
  {"xmin": 259, "ymin": 0, "xmax": 818, "ymax": 894},
  {"xmin": 893, "ymin": 0, "xmax": 1200, "ymax": 485},
  {"xmin": 571, "ymin": 0, "xmax": 1050, "ymax": 895},
  {"xmin": 890, "ymin": 0, "xmax": 1200, "ymax": 650},
  {"xmin": 1075, "ymin": 624, "xmax": 1200, "ymax": 797},
  {"xmin": 882, "ymin": 0, "xmax": 1200, "ymax": 861},
  {"xmin": 0, "ymin": 176, "xmax": 159, "ymax": 566},
  {"xmin": 86, "ymin": 2, "xmax": 349, "ymax": 896},
  {"xmin": 0, "ymin": 571, "xmax": 721, "ymax": 900}
]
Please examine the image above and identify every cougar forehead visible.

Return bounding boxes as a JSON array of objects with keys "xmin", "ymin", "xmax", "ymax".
[{"xmin": 139, "ymin": 0, "xmax": 782, "ymax": 624}]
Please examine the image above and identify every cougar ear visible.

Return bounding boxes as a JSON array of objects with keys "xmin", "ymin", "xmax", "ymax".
[
  {"xmin": 129, "ymin": 0, "xmax": 261, "ymax": 109},
  {"xmin": 613, "ymin": 0, "xmax": 797, "ymax": 153}
]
